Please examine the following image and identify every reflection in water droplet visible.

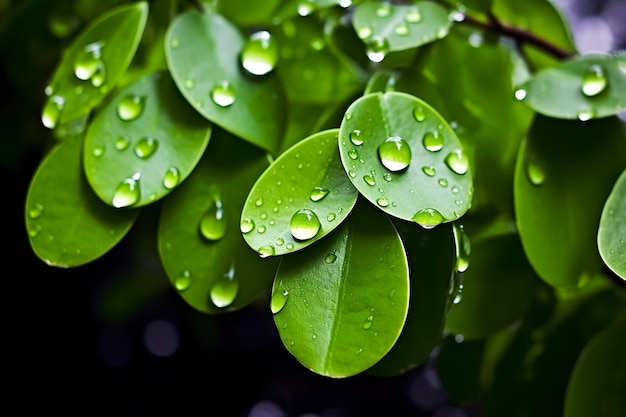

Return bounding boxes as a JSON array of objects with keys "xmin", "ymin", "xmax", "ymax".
[
  {"xmin": 258, "ymin": 245, "xmax": 275, "ymax": 258},
  {"xmin": 117, "ymin": 94, "xmax": 145, "ymax": 121},
  {"xmin": 174, "ymin": 270, "xmax": 191, "ymax": 291},
  {"xmin": 325, "ymin": 252, "xmax": 337, "ymax": 264},
  {"xmin": 379, "ymin": 136, "xmax": 412, "ymax": 172},
  {"xmin": 412, "ymin": 208, "xmax": 444, "ymax": 229},
  {"xmin": 115, "ymin": 136, "xmax": 130, "ymax": 151},
  {"xmin": 29, "ymin": 203, "xmax": 44, "ymax": 219},
  {"xmin": 112, "ymin": 173, "xmax": 140, "ymax": 208},
  {"xmin": 199, "ymin": 199, "xmax": 227, "ymax": 241},
  {"xmin": 210, "ymin": 263, "xmax": 238, "ymax": 308},
  {"xmin": 163, "ymin": 167, "xmax": 180, "ymax": 190},
  {"xmin": 350, "ymin": 130, "xmax": 363, "ymax": 145},
  {"xmin": 526, "ymin": 155, "xmax": 546, "ymax": 186},
  {"xmin": 405, "ymin": 6, "xmax": 422, "ymax": 23},
  {"xmin": 414, "ymin": 106, "xmax": 426, "ymax": 122},
  {"xmin": 444, "ymin": 149, "xmax": 469, "ymax": 175},
  {"xmin": 41, "ymin": 95, "xmax": 66, "ymax": 129},
  {"xmin": 134, "ymin": 137, "xmax": 158, "ymax": 159},
  {"xmin": 210, "ymin": 81, "xmax": 236, "ymax": 107},
  {"xmin": 581, "ymin": 64, "xmax": 608, "ymax": 97},
  {"xmin": 240, "ymin": 218, "xmax": 255, "ymax": 234},
  {"xmin": 310, "ymin": 187, "xmax": 329, "ymax": 202},
  {"xmin": 241, "ymin": 30, "xmax": 278, "ymax": 76},
  {"xmin": 422, "ymin": 131, "xmax": 443, "ymax": 151},
  {"xmin": 422, "ymin": 166, "xmax": 436, "ymax": 177},
  {"xmin": 366, "ymin": 36, "xmax": 389, "ymax": 63},
  {"xmin": 290, "ymin": 209, "xmax": 321, "ymax": 241},
  {"xmin": 270, "ymin": 287, "xmax": 289, "ymax": 314},
  {"xmin": 376, "ymin": 197, "xmax": 389, "ymax": 207}
]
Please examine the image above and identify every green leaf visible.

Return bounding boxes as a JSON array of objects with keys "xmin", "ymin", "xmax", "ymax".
[
  {"xmin": 598, "ymin": 168, "xmax": 626, "ymax": 280},
  {"xmin": 271, "ymin": 201, "xmax": 410, "ymax": 377},
  {"xmin": 368, "ymin": 221, "xmax": 455, "ymax": 376},
  {"xmin": 25, "ymin": 135, "xmax": 138, "ymax": 267},
  {"xmin": 436, "ymin": 335, "xmax": 485, "ymax": 404},
  {"xmin": 514, "ymin": 115, "xmax": 626, "ymax": 288},
  {"xmin": 517, "ymin": 53, "xmax": 626, "ymax": 121},
  {"xmin": 352, "ymin": 1, "xmax": 452, "ymax": 61},
  {"xmin": 215, "ymin": 0, "xmax": 281, "ymax": 27},
  {"xmin": 158, "ymin": 131, "xmax": 279, "ymax": 313},
  {"xmin": 445, "ymin": 233, "xmax": 534, "ymax": 339},
  {"xmin": 84, "ymin": 71, "xmax": 212, "ymax": 208},
  {"xmin": 165, "ymin": 8, "xmax": 286, "ymax": 153},
  {"xmin": 241, "ymin": 129, "xmax": 358, "ymax": 257},
  {"xmin": 338, "ymin": 91, "xmax": 473, "ymax": 227},
  {"xmin": 41, "ymin": 1, "xmax": 148, "ymax": 129},
  {"xmin": 564, "ymin": 322, "xmax": 626, "ymax": 417}
]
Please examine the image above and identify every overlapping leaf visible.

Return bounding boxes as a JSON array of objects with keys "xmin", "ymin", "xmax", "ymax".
[{"xmin": 597, "ymin": 168, "xmax": 626, "ymax": 280}]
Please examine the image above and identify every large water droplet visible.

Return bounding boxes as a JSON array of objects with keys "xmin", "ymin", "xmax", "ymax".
[
  {"xmin": 210, "ymin": 81, "xmax": 236, "ymax": 107},
  {"xmin": 412, "ymin": 208, "xmax": 444, "ymax": 229},
  {"xmin": 444, "ymin": 149, "xmax": 469, "ymax": 175},
  {"xmin": 41, "ymin": 95, "xmax": 66, "ymax": 129},
  {"xmin": 290, "ymin": 209, "xmax": 321, "ymax": 241},
  {"xmin": 310, "ymin": 186, "xmax": 329, "ymax": 202},
  {"xmin": 163, "ymin": 167, "xmax": 180, "ymax": 190},
  {"xmin": 174, "ymin": 270, "xmax": 191, "ymax": 291},
  {"xmin": 112, "ymin": 173, "xmax": 140, "ymax": 208},
  {"xmin": 241, "ymin": 30, "xmax": 278, "ymax": 76},
  {"xmin": 366, "ymin": 36, "xmax": 389, "ymax": 63},
  {"xmin": 270, "ymin": 287, "xmax": 289, "ymax": 314},
  {"xmin": 117, "ymin": 94, "xmax": 145, "ymax": 121},
  {"xmin": 134, "ymin": 137, "xmax": 158, "ymax": 159},
  {"xmin": 199, "ymin": 199, "xmax": 227, "ymax": 241},
  {"xmin": 74, "ymin": 41, "xmax": 105, "ymax": 82},
  {"xmin": 581, "ymin": 64, "xmax": 608, "ymax": 97},
  {"xmin": 350, "ymin": 130, "xmax": 363, "ymax": 145},
  {"xmin": 240, "ymin": 217, "xmax": 255, "ymax": 234},
  {"xmin": 378, "ymin": 136, "xmax": 412, "ymax": 172},
  {"xmin": 394, "ymin": 23, "xmax": 409, "ymax": 36},
  {"xmin": 210, "ymin": 263, "xmax": 238, "ymax": 308},
  {"xmin": 422, "ymin": 131, "xmax": 443, "ymax": 152}
]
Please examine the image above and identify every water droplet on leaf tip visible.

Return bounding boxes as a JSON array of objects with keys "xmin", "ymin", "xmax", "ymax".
[
  {"xmin": 366, "ymin": 36, "xmax": 389, "ymax": 63},
  {"xmin": 258, "ymin": 245, "xmax": 275, "ymax": 258},
  {"xmin": 112, "ymin": 176, "xmax": 140, "ymax": 208},
  {"xmin": 413, "ymin": 208, "xmax": 444, "ymax": 229}
]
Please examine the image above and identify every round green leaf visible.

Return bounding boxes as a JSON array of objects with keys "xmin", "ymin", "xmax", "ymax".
[
  {"xmin": 338, "ymin": 91, "xmax": 473, "ymax": 226},
  {"xmin": 352, "ymin": 1, "xmax": 452, "ymax": 60},
  {"xmin": 564, "ymin": 322, "xmax": 626, "ymax": 417},
  {"xmin": 516, "ymin": 53, "xmax": 626, "ymax": 121},
  {"xmin": 598, "ymin": 168, "xmax": 626, "ymax": 280},
  {"xmin": 25, "ymin": 135, "xmax": 138, "ymax": 267},
  {"xmin": 165, "ymin": 8, "xmax": 286, "ymax": 153},
  {"xmin": 271, "ymin": 201, "xmax": 410, "ymax": 377},
  {"xmin": 41, "ymin": 2, "xmax": 148, "ymax": 129},
  {"xmin": 158, "ymin": 132, "xmax": 278, "ymax": 313},
  {"xmin": 241, "ymin": 129, "xmax": 358, "ymax": 257},
  {"xmin": 514, "ymin": 115, "xmax": 626, "ymax": 288},
  {"xmin": 84, "ymin": 71, "xmax": 211, "ymax": 209}
]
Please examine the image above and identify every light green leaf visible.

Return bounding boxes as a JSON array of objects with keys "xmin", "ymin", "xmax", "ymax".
[
  {"xmin": 271, "ymin": 201, "xmax": 410, "ymax": 377},
  {"xmin": 517, "ymin": 53, "xmax": 626, "ymax": 121},
  {"xmin": 41, "ymin": 1, "xmax": 148, "ymax": 130},
  {"xmin": 165, "ymin": 8, "xmax": 286, "ymax": 153},
  {"xmin": 352, "ymin": 1, "xmax": 452, "ymax": 61},
  {"xmin": 241, "ymin": 129, "xmax": 358, "ymax": 257},
  {"xmin": 158, "ymin": 131, "xmax": 278, "ymax": 313},
  {"xmin": 338, "ymin": 91, "xmax": 473, "ymax": 227},
  {"xmin": 564, "ymin": 322, "xmax": 626, "ymax": 417},
  {"xmin": 598, "ymin": 168, "xmax": 626, "ymax": 280},
  {"xmin": 514, "ymin": 115, "xmax": 626, "ymax": 288},
  {"xmin": 25, "ymin": 135, "xmax": 138, "ymax": 267},
  {"xmin": 84, "ymin": 71, "xmax": 212, "ymax": 208}
]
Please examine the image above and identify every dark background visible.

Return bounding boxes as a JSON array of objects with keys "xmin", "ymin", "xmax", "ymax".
[{"xmin": 2, "ymin": 0, "xmax": 624, "ymax": 415}]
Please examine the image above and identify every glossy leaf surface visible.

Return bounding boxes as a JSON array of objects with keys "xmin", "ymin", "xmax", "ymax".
[
  {"xmin": 84, "ymin": 71, "xmax": 212, "ymax": 208},
  {"xmin": 26, "ymin": 135, "xmax": 138, "ymax": 267},
  {"xmin": 272, "ymin": 201, "xmax": 410, "ymax": 377},
  {"xmin": 241, "ymin": 129, "xmax": 358, "ymax": 257},
  {"xmin": 158, "ymin": 132, "xmax": 278, "ymax": 313},
  {"xmin": 597, "ymin": 168, "xmax": 626, "ymax": 280},
  {"xmin": 41, "ymin": 2, "xmax": 148, "ymax": 129},
  {"xmin": 339, "ymin": 91, "xmax": 473, "ymax": 226}
]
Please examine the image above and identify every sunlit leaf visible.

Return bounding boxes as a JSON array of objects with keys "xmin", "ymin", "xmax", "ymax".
[{"xmin": 597, "ymin": 168, "xmax": 626, "ymax": 280}]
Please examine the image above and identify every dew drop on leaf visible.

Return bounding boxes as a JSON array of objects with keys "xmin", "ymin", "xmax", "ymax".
[
  {"xmin": 73, "ymin": 41, "xmax": 105, "ymax": 81},
  {"xmin": 174, "ymin": 270, "xmax": 191, "ymax": 291},
  {"xmin": 163, "ymin": 167, "xmax": 180, "ymax": 190},
  {"xmin": 364, "ymin": 174, "xmax": 376, "ymax": 186},
  {"xmin": 241, "ymin": 30, "xmax": 278, "ymax": 76},
  {"xmin": 117, "ymin": 94, "xmax": 145, "ymax": 121},
  {"xmin": 375, "ymin": 2, "xmax": 391, "ymax": 17},
  {"xmin": 444, "ymin": 149, "xmax": 469, "ymax": 175},
  {"xmin": 112, "ymin": 173, "xmax": 141, "ymax": 208},
  {"xmin": 92, "ymin": 144, "xmax": 105, "ymax": 157},
  {"xmin": 210, "ymin": 81, "xmax": 236, "ymax": 107},
  {"xmin": 422, "ymin": 166, "xmax": 436, "ymax": 177},
  {"xmin": 376, "ymin": 197, "xmax": 389, "ymax": 207},
  {"xmin": 240, "ymin": 217, "xmax": 255, "ymax": 234},
  {"xmin": 405, "ymin": 6, "xmax": 422, "ymax": 23},
  {"xmin": 325, "ymin": 252, "xmax": 337, "ymax": 264},
  {"xmin": 366, "ymin": 36, "xmax": 389, "ymax": 63},
  {"xmin": 357, "ymin": 26, "xmax": 372, "ymax": 40},
  {"xmin": 270, "ymin": 288, "xmax": 289, "ymax": 314},
  {"xmin": 134, "ymin": 137, "xmax": 158, "ymax": 159},
  {"xmin": 412, "ymin": 208, "xmax": 444, "ymax": 229},
  {"xmin": 258, "ymin": 244, "xmax": 275, "ymax": 258},
  {"xmin": 581, "ymin": 64, "xmax": 608, "ymax": 97},
  {"xmin": 526, "ymin": 155, "xmax": 546, "ymax": 186},
  {"xmin": 41, "ymin": 95, "xmax": 66, "ymax": 129},
  {"xmin": 290, "ymin": 209, "xmax": 321, "ymax": 241},
  {"xmin": 210, "ymin": 263, "xmax": 238, "ymax": 308},
  {"xmin": 28, "ymin": 203, "xmax": 44, "ymax": 219},
  {"xmin": 199, "ymin": 199, "xmax": 227, "ymax": 241},
  {"xmin": 414, "ymin": 106, "xmax": 426, "ymax": 122},
  {"xmin": 310, "ymin": 187, "xmax": 329, "ymax": 202},
  {"xmin": 115, "ymin": 135, "xmax": 130, "ymax": 151},
  {"xmin": 422, "ymin": 131, "xmax": 443, "ymax": 152},
  {"xmin": 378, "ymin": 136, "xmax": 412, "ymax": 172},
  {"xmin": 350, "ymin": 129, "xmax": 363, "ymax": 145},
  {"xmin": 394, "ymin": 23, "xmax": 409, "ymax": 36}
]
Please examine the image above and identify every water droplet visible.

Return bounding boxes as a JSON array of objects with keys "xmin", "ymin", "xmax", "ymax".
[
  {"xmin": 348, "ymin": 149, "xmax": 359, "ymax": 160},
  {"xmin": 170, "ymin": 38, "xmax": 179, "ymax": 48},
  {"xmin": 174, "ymin": 270, "xmax": 191, "ymax": 291},
  {"xmin": 184, "ymin": 79, "xmax": 194, "ymax": 89},
  {"xmin": 286, "ymin": 243, "xmax": 294, "ymax": 250},
  {"xmin": 366, "ymin": 36, "xmax": 389, "ymax": 63},
  {"xmin": 412, "ymin": 208, "xmax": 444, "ymax": 229},
  {"xmin": 324, "ymin": 252, "xmax": 338, "ymax": 264},
  {"xmin": 438, "ymin": 178, "xmax": 448, "ymax": 187},
  {"xmin": 383, "ymin": 173, "xmax": 392, "ymax": 182},
  {"xmin": 41, "ymin": 95, "xmax": 66, "ymax": 129},
  {"xmin": 451, "ymin": 185, "xmax": 459, "ymax": 194},
  {"xmin": 414, "ymin": 106, "xmax": 426, "ymax": 122},
  {"xmin": 422, "ymin": 166, "xmax": 436, "ymax": 177},
  {"xmin": 378, "ymin": 136, "xmax": 412, "ymax": 172},
  {"xmin": 210, "ymin": 81, "xmax": 236, "ymax": 107},
  {"xmin": 134, "ymin": 137, "xmax": 158, "ymax": 159},
  {"xmin": 255, "ymin": 197, "xmax": 263, "ymax": 207},
  {"xmin": 453, "ymin": 223, "xmax": 471, "ymax": 273},
  {"xmin": 422, "ymin": 131, "xmax": 443, "ymax": 152},
  {"xmin": 526, "ymin": 154, "xmax": 546, "ymax": 186},
  {"xmin": 297, "ymin": 0, "xmax": 315, "ymax": 15},
  {"xmin": 92, "ymin": 144, "xmax": 105, "ymax": 157},
  {"xmin": 349, "ymin": 170, "xmax": 356, "ymax": 178},
  {"xmin": 290, "ymin": 209, "xmax": 321, "ymax": 241},
  {"xmin": 310, "ymin": 187, "xmax": 329, "ymax": 202},
  {"xmin": 394, "ymin": 23, "xmax": 409, "ymax": 36},
  {"xmin": 112, "ymin": 173, "xmax": 140, "ymax": 208},
  {"xmin": 578, "ymin": 109, "xmax": 594, "ymax": 121},
  {"xmin": 310, "ymin": 37, "xmax": 325, "ymax": 50},
  {"xmin": 375, "ymin": 2, "xmax": 391, "ymax": 17},
  {"xmin": 376, "ymin": 197, "xmax": 389, "ymax": 207},
  {"xmin": 73, "ymin": 41, "xmax": 105, "ymax": 84},
  {"xmin": 258, "ymin": 245, "xmax": 275, "ymax": 258},
  {"xmin": 364, "ymin": 174, "xmax": 376, "ymax": 186},
  {"xmin": 29, "ymin": 224, "xmax": 42, "ymax": 238},
  {"xmin": 117, "ymin": 94, "xmax": 145, "ymax": 121},
  {"xmin": 453, "ymin": 284, "xmax": 464, "ymax": 304},
  {"xmin": 28, "ymin": 203, "xmax": 44, "ymax": 219},
  {"xmin": 327, "ymin": 213, "xmax": 336, "ymax": 222},
  {"xmin": 270, "ymin": 287, "xmax": 289, "ymax": 314},
  {"xmin": 210, "ymin": 263, "xmax": 238, "ymax": 308},
  {"xmin": 240, "ymin": 218, "xmax": 255, "ymax": 234},
  {"xmin": 199, "ymin": 199, "xmax": 227, "ymax": 241},
  {"xmin": 363, "ymin": 315, "xmax": 374, "ymax": 329},
  {"xmin": 350, "ymin": 130, "xmax": 363, "ymax": 145},
  {"xmin": 241, "ymin": 30, "xmax": 278, "ymax": 76},
  {"xmin": 581, "ymin": 64, "xmax": 608, "ymax": 97},
  {"xmin": 514, "ymin": 89, "xmax": 527, "ymax": 100},
  {"xmin": 163, "ymin": 167, "xmax": 180, "ymax": 190},
  {"xmin": 444, "ymin": 149, "xmax": 469, "ymax": 175},
  {"xmin": 405, "ymin": 6, "xmax": 422, "ymax": 23},
  {"xmin": 114, "ymin": 136, "xmax": 130, "ymax": 151},
  {"xmin": 357, "ymin": 26, "xmax": 373, "ymax": 40},
  {"xmin": 257, "ymin": 225, "xmax": 266, "ymax": 234}
]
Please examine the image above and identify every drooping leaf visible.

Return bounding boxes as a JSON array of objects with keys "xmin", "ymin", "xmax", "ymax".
[
  {"xmin": 41, "ymin": 1, "xmax": 148, "ymax": 130},
  {"xmin": 25, "ymin": 135, "xmax": 139, "ymax": 267},
  {"xmin": 564, "ymin": 322, "xmax": 626, "ymax": 417},
  {"xmin": 514, "ymin": 115, "xmax": 626, "ymax": 289},
  {"xmin": 241, "ymin": 129, "xmax": 358, "ymax": 257},
  {"xmin": 338, "ymin": 91, "xmax": 473, "ymax": 227},
  {"xmin": 516, "ymin": 53, "xmax": 626, "ymax": 121},
  {"xmin": 271, "ymin": 200, "xmax": 410, "ymax": 377},
  {"xmin": 165, "ymin": 7, "xmax": 286, "ymax": 153},
  {"xmin": 597, "ymin": 168, "xmax": 626, "ymax": 280},
  {"xmin": 83, "ymin": 71, "xmax": 212, "ymax": 208},
  {"xmin": 158, "ymin": 131, "xmax": 278, "ymax": 313}
]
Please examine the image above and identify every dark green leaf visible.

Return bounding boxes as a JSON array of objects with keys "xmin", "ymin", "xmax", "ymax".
[
  {"xmin": 436, "ymin": 335, "xmax": 485, "ymax": 404},
  {"xmin": 598, "ymin": 168, "xmax": 626, "ymax": 280},
  {"xmin": 215, "ymin": 0, "xmax": 281, "ymax": 27}
]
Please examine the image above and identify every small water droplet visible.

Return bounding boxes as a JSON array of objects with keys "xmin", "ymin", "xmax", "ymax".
[
  {"xmin": 383, "ymin": 173, "xmax": 392, "ymax": 182},
  {"xmin": 422, "ymin": 166, "xmax": 436, "ymax": 177},
  {"xmin": 366, "ymin": 36, "xmax": 389, "ymax": 63},
  {"xmin": 117, "ymin": 94, "xmax": 145, "ymax": 121},
  {"xmin": 210, "ymin": 263, "xmax": 238, "ymax": 308},
  {"xmin": 92, "ymin": 144, "xmax": 105, "ymax": 157},
  {"xmin": 363, "ymin": 315, "xmax": 374, "ymax": 330},
  {"xmin": 451, "ymin": 185, "xmax": 459, "ymax": 194},
  {"xmin": 349, "ymin": 170, "xmax": 356, "ymax": 178},
  {"xmin": 29, "ymin": 224, "xmax": 42, "ymax": 238},
  {"xmin": 174, "ymin": 270, "xmax": 191, "ymax": 291},
  {"xmin": 210, "ymin": 81, "xmax": 236, "ymax": 107},
  {"xmin": 28, "ymin": 203, "xmax": 44, "ymax": 219},
  {"xmin": 357, "ymin": 26, "xmax": 372, "ymax": 40},
  {"xmin": 350, "ymin": 130, "xmax": 363, "ymax": 145},
  {"xmin": 199, "ymin": 199, "xmax": 227, "ymax": 241},
  {"xmin": 526, "ymin": 154, "xmax": 546, "ymax": 185},
  {"xmin": 394, "ymin": 23, "xmax": 409, "ymax": 36},
  {"xmin": 514, "ymin": 89, "xmax": 527, "ymax": 100},
  {"xmin": 114, "ymin": 136, "xmax": 130, "ymax": 151},
  {"xmin": 444, "ymin": 149, "xmax": 469, "ymax": 175},
  {"xmin": 255, "ymin": 197, "xmax": 263, "ymax": 207},
  {"xmin": 257, "ymin": 225, "xmax": 266, "ymax": 234},
  {"xmin": 258, "ymin": 245, "xmax": 275, "ymax": 258},
  {"xmin": 241, "ymin": 30, "xmax": 278, "ymax": 76},
  {"xmin": 184, "ymin": 79, "xmax": 194, "ymax": 89},
  {"xmin": 163, "ymin": 167, "xmax": 180, "ymax": 190},
  {"xmin": 412, "ymin": 208, "xmax": 444, "ymax": 229},
  {"xmin": 405, "ymin": 6, "xmax": 422, "ymax": 23},
  {"xmin": 112, "ymin": 173, "xmax": 140, "ymax": 208},
  {"xmin": 422, "ymin": 131, "xmax": 443, "ymax": 152},
  {"xmin": 327, "ymin": 212, "xmax": 336, "ymax": 222},
  {"xmin": 41, "ymin": 95, "xmax": 66, "ymax": 129},
  {"xmin": 134, "ymin": 137, "xmax": 158, "ymax": 159},
  {"xmin": 309, "ymin": 186, "xmax": 330, "ymax": 202},
  {"xmin": 581, "ymin": 64, "xmax": 608, "ymax": 97},
  {"xmin": 270, "ymin": 287, "xmax": 289, "ymax": 314},
  {"xmin": 170, "ymin": 38, "xmax": 180, "ymax": 48},
  {"xmin": 325, "ymin": 252, "xmax": 337, "ymax": 264},
  {"xmin": 578, "ymin": 109, "xmax": 594, "ymax": 121},
  {"xmin": 375, "ymin": 2, "xmax": 391, "ymax": 17},
  {"xmin": 290, "ymin": 209, "xmax": 321, "ymax": 241},
  {"xmin": 240, "ymin": 218, "xmax": 255, "ymax": 234},
  {"xmin": 414, "ymin": 106, "xmax": 426, "ymax": 122},
  {"xmin": 348, "ymin": 149, "xmax": 359, "ymax": 160},
  {"xmin": 379, "ymin": 136, "xmax": 412, "ymax": 172},
  {"xmin": 364, "ymin": 174, "xmax": 376, "ymax": 186},
  {"xmin": 376, "ymin": 197, "xmax": 389, "ymax": 207}
]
